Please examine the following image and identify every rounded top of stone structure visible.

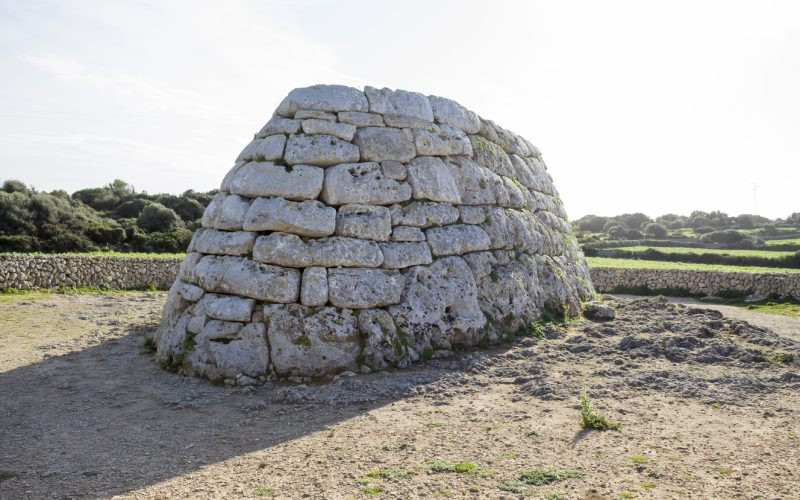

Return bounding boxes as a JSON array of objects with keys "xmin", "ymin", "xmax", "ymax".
[{"xmin": 154, "ymin": 84, "xmax": 594, "ymax": 384}]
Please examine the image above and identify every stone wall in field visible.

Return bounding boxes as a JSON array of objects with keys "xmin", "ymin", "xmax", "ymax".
[
  {"xmin": 590, "ymin": 267, "xmax": 800, "ymax": 300},
  {"xmin": 0, "ymin": 254, "xmax": 181, "ymax": 290}
]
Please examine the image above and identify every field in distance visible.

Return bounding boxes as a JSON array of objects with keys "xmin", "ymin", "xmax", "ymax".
[{"xmin": 586, "ymin": 256, "xmax": 800, "ymax": 274}]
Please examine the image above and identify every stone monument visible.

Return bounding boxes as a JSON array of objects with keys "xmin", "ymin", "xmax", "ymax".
[{"xmin": 152, "ymin": 84, "xmax": 594, "ymax": 383}]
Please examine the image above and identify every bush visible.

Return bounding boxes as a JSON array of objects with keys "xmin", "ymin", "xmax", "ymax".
[
  {"xmin": 700, "ymin": 229, "xmax": 751, "ymax": 244},
  {"xmin": 644, "ymin": 223, "xmax": 667, "ymax": 238},
  {"xmin": 137, "ymin": 203, "xmax": 182, "ymax": 232},
  {"xmin": 607, "ymin": 225, "xmax": 627, "ymax": 238},
  {"xmin": 2, "ymin": 179, "xmax": 28, "ymax": 194},
  {"xmin": 694, "ymin": 226, "xmax": 715, "ymax": 235}
]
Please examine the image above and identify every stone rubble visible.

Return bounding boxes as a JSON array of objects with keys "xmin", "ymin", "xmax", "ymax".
[{"xmin": 154, "ymin": 84, "xmax": 595, "ymax": 382}]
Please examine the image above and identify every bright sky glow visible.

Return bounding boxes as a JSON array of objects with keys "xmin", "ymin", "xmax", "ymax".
[{"xmin": 1, "ymin": 0, "xmax": 798, "ymax": 219}]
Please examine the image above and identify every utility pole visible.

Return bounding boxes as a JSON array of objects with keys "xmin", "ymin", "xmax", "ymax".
[{"xmin": 751, "ymin": 183, "xmax": 759, "ymax": 216}]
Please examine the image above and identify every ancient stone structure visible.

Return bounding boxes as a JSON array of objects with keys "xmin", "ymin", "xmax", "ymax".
[{"xmin": 153, "ymin": 84, "xmax": 595, "ymax": 382}]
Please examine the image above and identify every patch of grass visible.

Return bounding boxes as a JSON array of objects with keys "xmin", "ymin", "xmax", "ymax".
[
  {"xmin": 361, "ymin": 485, "xmax": 384, "ymax": 495},
  {"xmin": 382, "ymin": 442, "xmax": 414, "ymax": 451},
  {"xmin": 545, "ymin": 490, "xmax": 568, "ymax": 500},
  {"xmin": 765, "ymin": 237, "xmax": 800, "ymax": 246},
  {"xmin": 640, "ymin": 481, "xmax": 656, "ymax": 489},
  {"xmin": 745, "ymin": 302, "xmax": 800, "ymax": 319},
  {"xmin": 587, "ymin": 256, "xmax": 800, "ymax": 274},
  {"xmin": 2, "ymin": 251, "xmax": 186, "ymax": 258},
  {"xmin": 498, "ymin": 479, "xmax": 527, "ymax": 493},
  {"xmin": 426, "ymin": 460, "xmax": 478, "ymax": 473},
  {"xmin": 612, "ymin": 246, "xmax": 797, "ymax": 258},
  {"xmin": 518, "ymin": 467, "xmax": 583, "ymax": 485},
  {"xmin": 426, "ymin": 421, "xmax": 445, "ymax": 428},
  {"xmin": 432, "ymin": 488, "xmax": 451, "ymax": 496},
  {"xmin": 525, "ymin": 429, "xmax": 539, "ymax": 438},
  {"xmin": 1, "ymin": 285, "xmax": 165, "ymax": 296},
  {"xmin": 365, "ymin": 468, "xmax": 413, "ymax": 480},
  {"xmin": 252, "ymin": 486, "xmax": 275, "ymax": 497},
  {"xmin": 616, "ymin": 492, "xmax": 635, "ymax": 499},
  {"xmin": 629, "ymin": 455, "xmax": 647, "ymax": 465},
  {"xmin": 579, "ymin": 390, "xmax": 622, "ymax": 431}
]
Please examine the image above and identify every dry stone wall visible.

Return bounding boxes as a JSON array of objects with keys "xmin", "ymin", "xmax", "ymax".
[
  {"xmin": 590, "ymin": 267, "xmax": 800, "ymax": 300},
  {"xmin": 0, "ymin": 254, "xmax": 179, "ymax": 290},
  {"xmin": 154, "ymin": 84, "xmax": 595, "ymax": 383}
]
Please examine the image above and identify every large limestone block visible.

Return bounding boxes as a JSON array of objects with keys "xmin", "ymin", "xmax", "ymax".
[
  {"xmin": 276, "ymin": 84, "xmax": 368, "ymax": 116},
  {"xmin": 193, "ymin": 229, "xmax": 256, "ymax": 256},
  {"xmin": 406, "ymin": 156, "xmax": 461, "ymax": 204},
  {"xmin": 425, "ymin": 224, "xmax": 491, "ymax": 256},
  {"xmin": 284, "ymin": 134, "xmax": 360, "ymax": 166},
  {"xmin": 253, "ymin": 232, "xmax": 384, "ymax": 268},
  {"xmin": 257, "ymin": 117, "xmax": 301, "ymax": 137},
  {"xmin": 195, "ymin": 293, "xmax": 255, "ymax": 322},
  {"xmin": 229, "ymin": 162, "xmax": 324, "ymax": 201},
  {"xmin": 391, "ymin": 225, "xmax": 425, "ymax": 242},
  {"xmin": 364, "ymin": 86, "xmax": 433, "ymax": 121},
  {"xmin": 215, "ymin": 194, "xmax": 250, "ymax": 230},
  {"xmin": 381, "ymin": 160, "xmax": 407, "ymax": 181},
  {"xmin": 220, "ymin": 162, "xmax": 246, "ymax": 193},
  {"xmin": 358, "ymin": 308, "xmax": 410, "ymax": 370},
  {"xmin": 388, "ymin": 257, "xmax": 486, "ymax": 348},
  {"xmin": 444, "ymin": 156, "xmax": 509, "ymax": 206},
  {"xmin": 320, "ymin": 162, "xmax": 411, "ymax": 206},
  {"xmin": 327, "ymin": 268, "xmax": 404, "ymax": 308},
  {"xmin": 379, "ymin": 242, "xmax": 433, "ymax": 269},
  {"xmin": 178, "ymin": 252, "xmax": 202, "ymax": 283},
  {"xmin": 301, "ymin": 267, "xmax": 328, "ymax": 306},
  {"xmin": 264, "ymin": 304, "xmax": 360, "ymax": 376},
  {"xmin": 428, "ymin": 95, "xmax": 481, "ymax": 134},
  {"xmin": 194, "ymin": 255, "xmax": 300, "ymax": 303},
  {"xmin": 352, "ymin": 127, "xmax": 416, "ymax": 163},
  {"xmin": 244, "ymin": 197, "xmax": 336, "ymax": 237},
  {"xmin": 201, "ymin": 192, "xmax": 226, "ymax": 228},
  {"xmin": 301, "ymin": 119, "xmax": 356, "ymax": 141},
  {"xmin": 389, "ymin": 202, "xmax": 459, "ymax": 227},
  {"xmin": 236, "ymin": 135, "xmax": 286, "ymax": 162},
  {"xmin": 335, "ymin": 204, "xmax": 392, "ymax": 241},
  {"xmin": 186, "ymin": 321, "xmax": 270, "ymax": 380},
  {"xmin": 470, "ymin": 135, "xmax": 514, "ymax": 177},
  {"xmin": 338, "ymin": 111, "xmax": 385, "ymax": 127},
  {"xmin": 413, "ymin": 125, "xmax": 472, "ymax": 157},
  {"xmin": 480, "ymin": 207, "xmax": 543, "ymax": 254},
  {"xmin": 295, "ymin": 109, "xmax": 337, "ymax": 120}
]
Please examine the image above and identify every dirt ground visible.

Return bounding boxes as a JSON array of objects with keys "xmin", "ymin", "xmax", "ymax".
[{"xmin": 1, "ymin": 292, "xmax": 799, "ymax": 499}]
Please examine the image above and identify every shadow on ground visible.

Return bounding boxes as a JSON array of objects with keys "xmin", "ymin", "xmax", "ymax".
[{"xmin": 0, "ymin": 325, "xmax": 445, "ymax": 498}]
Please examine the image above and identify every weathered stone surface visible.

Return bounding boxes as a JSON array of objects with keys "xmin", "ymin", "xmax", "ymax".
[
  {"xmin": 176, "ymin": 280, "xmax": 204, "ymax": 301},
  {"xmin": 470, "ymin": 135, "xmax": 514, "ymax": 176},
  {"xmin": 413, "ymin": 125, "xmax": 472, "ymax": 156},
  {"xmin": 301, "ymin": 119, "xmax": 356, "ymax": 141},
  {"xmin": 215, "ymin": 194, "xmax": 250, "ymax": 231},
  {"xmin": 335, "ymin": 204, "xmax": 392, "ymax": 241},
  {"xmin": 320, "ymin": 162, "xmax": 411, "ymax": 206},
  {"xmin": 220, "ymin": 162, "xmax": 246, "ymax": 192},
  {"xmin": 196, "ymin": 293, "xmax": 255, "ymax": 322},
  {"xmin": 253, "ymin": 232, "xmax": 383, "ymax": 268},
  {"xmin": 406, "ymin": 156, "xmax": 462, "ymax": 204},
  {"xmin": 428, "ymin": 95, "xmax": 481, "ymax": 134},
  {"xmin": 444, "ymin": 156, "xmax": 509, "ymax": 206},
  {"xmin": 186, "ymin": 321, "xmax": 269, "ymax": 380},
  {"xmin": 244, "ymin": 197, "xmax": 335, "ymax": 237},
  {"xmin": 178, "ymin": 252, "xmax": 202, "ymax": 283},
  {"xmin": 284, "ymin": 134, "xmax": 360, "ymax": 167},
  {"xmin": 365, "ymin": 86, "xmax": 433, "ymax": 121},
  {"xmin": 194, "ymin": 255, "xmax": 300, "ymax": 303},
  {"xmin": 391, "ymin": 225, "xmax": 425, "ymax": 242},
  {"xmin": 425, "ymin": 224, "xmax": 491, "ymax": 256},
  {"xmin": 383, "ymin": 114, "xmax": 437, "ymax": 130},
  {"xmin": 295, "ymin": 109, "xmax": 337, "ymax": 121},
  {"xmin": 264, "ymin": 304, "xmax": 359, "ymax": 376},
  {"xmin": 236, "ymin": 135, "xmax": 286, "ymax": 162},
  {"xmin": 358, "ymin": 308, "xmax": 410, "ymax": 370},
  {"xmin": 201, "ymin": 192, "xmax": 226, "ymax": 228},
  {"xmin": 257, "ymin": 117, "xmax": 301, "ymax": 137},
  {"xmin": 337, "ymin": 111, "xmax": 384, "ymax": 127},
  {"xmin": 352, "ymin": 127, "xmax": 416, "ymax": 163},
  {"xmin": 379, "ymin": 242, "xmax": 432, "ymax": 269},
  {"xmin": 276, "ymin": 84, "xmax": 368, "ymax": 116},
  {"xmin": 458, "ymin": 205, "xmax": 486, "ymax": 224},
  {"xmin": 388, "ymin": 257, "xmax": 486, "ymax": 349},
  {"xmin": 229, "ymin": 162, "xmax": 324, "ymax": 201},
  {"xmin": 301, "ymin": 267, "xmax": 328, "ymax": 306},
  {"xmin": 193, "ymin": 229, "xmax": 255, "ymax": 256},
  {"xmin": 327, "ymin": 268, "xmax": 404, "ymax": 308},
  {"xmin": 389, "ymin": 202, "xmax": 459, "ymax": 227},
  {"xmin": 381, "ymin": 160, "xmax": 407, "ymax": 181},
  {"xmin": 585, "ymin": 301, "xmax": 615, "ymax": 320}
]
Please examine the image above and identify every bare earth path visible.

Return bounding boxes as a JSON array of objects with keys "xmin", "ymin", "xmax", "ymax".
[{"xmin": 0, "ymin": 292, "xmax": 798, "ymax": 499}]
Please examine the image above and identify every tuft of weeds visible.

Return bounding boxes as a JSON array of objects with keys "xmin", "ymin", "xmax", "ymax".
[
  {"xmin": 629, "ymin": 455, "xmax": 647, "ymax": 465},
  {"xmin": 715, "ymin": 466, "xmax": 733, "ymax": 476},
  {"xmin": 640, "ymin": 481, "xmax": 656, "ymax": 489},
  {"xmin": 545, "ymin": 490, "xmax": 568, "ymax": 500},
  {"xmin": 361, "ymin": 485, "xmax": 384, "ymax": 495},
  {"xmin": 518, "ymin": 467, "xmax": 583, "ymax": 485},
  {"xmin": 616, "ymin": 492, "xmax": 635, "ymax": 499},
  {"xmin": 499, "ymin": 479, "xmax": 527, "ymax": 493},
  {"xmin": 580, "ymin": 390, "xmax": 622, "ymax": 431},
  {"xmin": 365, "ymin": 468, "xmax": 414, "ymax": 481},
  {"xmin": 426, "ymin": 421, "xmax": 445, "ymax": 428},
  {"xmin": 426, "ymin": 460, "xmax": 478, "ymax": 473},
  {"xmin": 382, "ymin": 442, "xmax": 414, "ymax": 451},
  {"xmin": 525, "ymin": 429, "xmax": 539, "ymax": 438},
  {"xmin": 253, "ymin": 486, "xmax": 275, "ymax": 496}
]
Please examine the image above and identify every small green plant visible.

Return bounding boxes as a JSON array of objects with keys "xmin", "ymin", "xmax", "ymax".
[
  {"xmin": 421, "ymin": 346, "xmax": 434, "ymax": 361},
  {"xmin": 518, "ymin": 467, "xmax": 583, "ymax": 485},
  {"xmin": 498, "ymin": 479, "xmax": 527, "ymax": 493},
  {"xmin": 252, "ymin": 486, "xmax": 275, "ymax": 496},
  {"xmin": 365, "ymin": 468, "xmax": 413, "ymax": 480},
  {"xmin": 426, "ymin": 421, "xmax": 445, "ymax": 428},
  {"xmin": 616, "ymin": 492, "xmax": 634, "ymax": 499},
  {"xmin": 640, "ymin": 481, "xmax": 656, "ymax": 489},
  {"xmin": 320, "ymin": 424, "xmax": 333, "ymax": 431},
  {"xmin": 382, "ymin": 442, "xmax": 414, "ymax": 451},
  {"xmin": 715, "ymin": 466, "xmax": 733, "ymax": 476},
  {"xmin": 525, "ymin": 429, "xmax": 539, "ymax": 438},
  {"xmin": 629, "ymin": 455, "xmax": 647, "ymax": 465},
  {"xmin": 545, "ymin": 490, "xmax": 568, "ymax": 500},
  {"xmin": 426, "ymin": 460, "xmax": 478, "ymax": 473},
  {"xmin": 579, "ymin": 390, "xmax": 622, "ymax": 431},
  {"xmin": 142, "ymin": 337, "xmax": 156, "ymax": 352},
  {"xmin": 361, "ymin": 485, "xmax": 384, "ymax": 495},
  {"xmin": 710, "ymin": 401, "xmax": 722, "ymax": 409}
]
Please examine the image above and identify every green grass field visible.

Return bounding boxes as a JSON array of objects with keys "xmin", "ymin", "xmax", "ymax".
[
  {"xmin": 611, "ymin": 246, "xmax": 797, "ymax": 258},
  {"xmin": 764, "ymin": 237, "xmax": 800, "ymax": 246},
  {"xmin": 2, "ymin": 251, "xmax": 186, "ymax": 259},
  {"xmin": 586, "ymin": 257, "xmax": 800, "ymax": 274}
]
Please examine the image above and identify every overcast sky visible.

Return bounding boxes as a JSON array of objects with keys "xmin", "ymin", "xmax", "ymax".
[{"xmin": 0, "ymin": 0, "xmax": 798, "ymax": 219}]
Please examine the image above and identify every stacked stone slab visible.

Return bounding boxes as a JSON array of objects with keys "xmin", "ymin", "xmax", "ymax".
[{"xmin": 153, "ymin": 84, "xmax": 594, "ymax": 382}]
